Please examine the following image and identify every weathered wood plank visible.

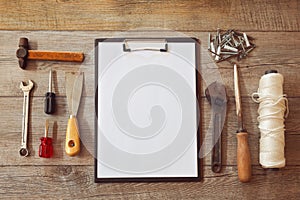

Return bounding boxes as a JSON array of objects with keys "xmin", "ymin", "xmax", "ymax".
[
  {"xmin": 0, "ymin": 165, "xmax": 299, "ymax": 199},
  {"xmin": 1, "ymin": 97, "xmax": 298, "ymax": 166},
  {"xmin": 0, "ymin": 31, "xmax": 299, "ymax": 97},
  {"xmin": 0, "ymin": 0, "xmax": 299, "ymax": 31},
  {"xmin": 0, "ymin": 1, "xmax": 298, "ymax": 199},
  {"xmin": 0, "ymin": 96, "xmax": 94, "ymax": 166}
]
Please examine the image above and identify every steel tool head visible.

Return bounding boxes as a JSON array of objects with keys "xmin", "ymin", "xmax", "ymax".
[
  {"xmin": 234, "ymin": 64, "xmax": 245, "ymax": 132},
  {"xmin": 66, "ymin": 72, "xmax": 84, "ymax": 116},
  {"xmin": 19, "ymin": 148, "xmax": 29, "ymax": 157},
  {"xmin": 16, "ymin": 37, "xmax": 29, "ymax": 69},
  {"xmin": 71, "ymin": 73, "xmax": 84, "ymax": 116},
  {"xmin": 205, "ymin": 81, "xmax": 227, "ymax": 108},
  {"xmin": 20, "ymin": 80, "xmax": 34, "ymax": 92}
]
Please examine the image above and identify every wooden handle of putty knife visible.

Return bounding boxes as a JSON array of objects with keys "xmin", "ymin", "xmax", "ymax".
[
  {"xmin": 237, "ymin": 132, "xmax": 251, "ymax": 182},
  {"xmin": 65, "ymin": 116, "xmax": 80, "ymax": 156}
]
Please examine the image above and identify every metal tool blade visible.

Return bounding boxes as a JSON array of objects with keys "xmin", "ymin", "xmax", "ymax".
[
  {"xmin": 66, "ymin": 72, "xmax": 84, "ymax": 116},
  {"xmin": 49, "ymin": 69, "xmax": 52, "ymax": 93},
  {"xmin": 71, "ymin": 72, "xmax": 84, "ymax": 116},
  {"xmin": 45, "ymin": 119, "xmax": 49, "ymax": 138},
  {"xmin": 234, "ymin": 64, "xmax": 244, "ymax": 131},
  {"xmin": 66, "ymin": 73, "xmax": 75, "ymax": 114}
]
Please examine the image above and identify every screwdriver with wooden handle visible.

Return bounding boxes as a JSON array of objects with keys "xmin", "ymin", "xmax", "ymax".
[{"xmin": 234, "ymin": 64, "xmax": 252, "ymax": 182}]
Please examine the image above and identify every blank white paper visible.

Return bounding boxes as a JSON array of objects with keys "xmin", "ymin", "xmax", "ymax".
[{"xmin": 96, "ymin": 39, "xmax": 199, "ymax": 179}]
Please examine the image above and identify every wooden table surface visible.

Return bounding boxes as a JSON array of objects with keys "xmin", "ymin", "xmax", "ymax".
[{"xmin": 0, "ymin": 0, "xmax": 299, "ymax": 199}]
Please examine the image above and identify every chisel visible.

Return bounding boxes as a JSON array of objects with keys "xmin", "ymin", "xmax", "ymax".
[{"xmin": 234, "ymin": 64, "xmax": 252, "ymax": 182}]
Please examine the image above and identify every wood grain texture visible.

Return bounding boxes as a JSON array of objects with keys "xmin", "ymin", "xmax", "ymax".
[
  {"xmin": 0, "ymin": 97, "xmax": 299, "ymax": 166},
  {"xmin": 0, "ymin": 30, "xmax": 298, "ymax": 197},
  {"xmin": 27, "ymin": 50, "xmax": 85, "ymax": 62},
  {"xmin": 0, "ymin": 0, "xmax": 299, "ymax": 31},
  {"xmin": 0, "ymin": 166, "xmax": 299, "ymax": 199},
  {"xmin": 0, "ymin": 0, "xmax": 299, "ymax": 199},
  {"xmin": 0, "ymin": 31, "xmax": 299, "ymax": 97}
]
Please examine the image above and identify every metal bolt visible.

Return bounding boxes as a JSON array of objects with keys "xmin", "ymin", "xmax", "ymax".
[{"xmin": 208, "ymin": 29, "xmax": 255, "ymax": 63}]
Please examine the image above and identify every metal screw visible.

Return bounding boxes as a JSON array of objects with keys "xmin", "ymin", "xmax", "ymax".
[{"xmin": 208, "ymin": 29, "xmax": 255, "ymax": 63}]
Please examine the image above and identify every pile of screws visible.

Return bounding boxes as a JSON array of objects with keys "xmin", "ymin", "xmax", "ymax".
[{"xmin": 208, "ymin": 29, "xmax": 256, "ymax": 63}]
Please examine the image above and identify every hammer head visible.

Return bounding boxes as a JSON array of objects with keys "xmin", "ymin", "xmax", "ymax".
[{"xmin": 16, "ymin": 37, "xmax": 29, "ymax": 69}]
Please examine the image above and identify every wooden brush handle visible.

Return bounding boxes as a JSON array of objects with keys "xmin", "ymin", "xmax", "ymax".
[{"xmin": 237, "ymin": 132, "xmax": 252, "ymax": 182}]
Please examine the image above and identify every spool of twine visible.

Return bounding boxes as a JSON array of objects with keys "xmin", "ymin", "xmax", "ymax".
[{"xmin": 252, "ymin": 70, "xmax": 288, "ymax": 168}]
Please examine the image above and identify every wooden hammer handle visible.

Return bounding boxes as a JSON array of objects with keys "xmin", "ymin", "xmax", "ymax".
[
  {"xmin": 237, "ymin": 132, "xmax": 252, "ymax": 182},
  {"xmin": 28, "ymin": 50, "xmax": 84, "ymax": 62}
]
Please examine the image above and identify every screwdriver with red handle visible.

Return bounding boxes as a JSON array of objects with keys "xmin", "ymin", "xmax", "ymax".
[{"xmin": 39, "ymin": 119, "xmax": 53, "ymax": 158}]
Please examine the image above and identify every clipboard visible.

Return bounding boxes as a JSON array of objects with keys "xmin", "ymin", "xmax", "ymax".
[{"xmin": 95, "ymin": 38, "xmax": 201, "ymax": 182}]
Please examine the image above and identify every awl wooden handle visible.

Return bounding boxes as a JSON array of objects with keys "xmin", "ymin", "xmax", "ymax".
[
  {"xmin": 237, "ymin": 132, "xmax": 252, "ymax": 182},
  {"xmin": 65, "ymin": 116, "xmax": 80, "ymax": 156},
  {"xmin": 28, "ymin": 50, "xmax": 84, "ymax": 62}
]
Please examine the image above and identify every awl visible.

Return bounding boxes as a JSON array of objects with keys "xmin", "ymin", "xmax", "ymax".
[
  {"xmin": 65, "ymin": 72, "xmax": 84, "ymax": 156},
  {"xmin": 234, "ymin": 64, "xmax": 252, "ymax": 182}
]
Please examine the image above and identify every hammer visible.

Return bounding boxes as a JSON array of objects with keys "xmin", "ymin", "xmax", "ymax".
[{"xmin": 16, "ymin": 37, "xmax": 84, "ymax": 69}]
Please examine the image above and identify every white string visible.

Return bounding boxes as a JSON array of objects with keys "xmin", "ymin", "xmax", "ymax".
[{"xmin": 251, "ymin": 73, "xmax": 288, "ymax": 168}]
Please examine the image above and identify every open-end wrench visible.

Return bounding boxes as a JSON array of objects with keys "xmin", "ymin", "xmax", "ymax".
[
  {"xmin": 19, "ymin": 80, "xmax": 34, "ymax": 157},
  {"xmin": 205, "ymin": 82, "xmax": 227, "ymax": 173}
]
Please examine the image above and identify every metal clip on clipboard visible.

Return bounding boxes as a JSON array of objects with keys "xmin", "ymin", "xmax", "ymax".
[{"xmin": 123, "ymin": 39, "xmax": 168, "ymax": 52}]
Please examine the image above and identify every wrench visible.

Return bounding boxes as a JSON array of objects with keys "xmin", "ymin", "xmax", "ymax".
[
  {"xmin": 19, "ymin": 80, "xmax": 34, "ymax": 157},
  {"xmin": 205, "ymin": 82, "xmax": 227, "ymax": 173}
]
